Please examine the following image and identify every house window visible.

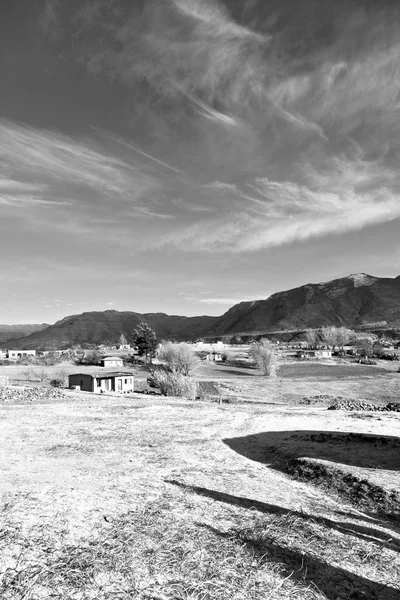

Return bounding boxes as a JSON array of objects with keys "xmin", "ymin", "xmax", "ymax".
[{"xmin": 124, "ymin": 379, "xmax": 128, "ymax": 384}]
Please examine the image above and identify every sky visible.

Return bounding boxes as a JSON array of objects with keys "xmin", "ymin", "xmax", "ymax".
[{"xmin": 1, "ymin": 0, "xmax": 400, "ymax": 323}]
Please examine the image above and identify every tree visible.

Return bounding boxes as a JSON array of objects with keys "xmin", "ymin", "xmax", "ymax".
[
  {"xmin": 305, "ymin": 328, "xmax": 319, "ymax": 349},
  {"xmin": 354, "ymin": 336, "xmax": 374, "ymax": 358},
  {"xmin": 118, "ymin": 333, "xmax": 128, "ymax": 346},
  {"xmin": 320, "ymin": 326, "xmax": 338, "ymax": 350},
  {"xmin": 248, "ymin": 340, "xmax": 276, "ymax": 376},
  {"xmin": 75, "ymin": 349, "xmax": 101, "ymax": 366},
  {"xmin": 132, "ymin": 322, "xmax": 158, "ymax": 362},
  {"xmin": 335, "ymin": 327, "xmax": 352, "ymax": 349},
  {"xmin": 158, "ymin": 342, "xmax": 198, "ymax": 376}
]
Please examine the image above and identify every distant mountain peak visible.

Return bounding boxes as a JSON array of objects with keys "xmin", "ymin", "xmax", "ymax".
[
  {"xmin": 347, "ymin": 273, "xmax": 377, "ymax": 287},
  {"xmin": 4, "ymin": 273, "xmax": 400, "ymax": 349}
]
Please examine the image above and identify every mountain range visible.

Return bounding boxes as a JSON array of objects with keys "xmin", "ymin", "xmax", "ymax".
[
  {"xmin": 0, "ymin": 323, "xmax": 49, "ymax": 345},
  {"xmin": 3, "ymin": 273, "xmax": 400, "ymax": 349}
]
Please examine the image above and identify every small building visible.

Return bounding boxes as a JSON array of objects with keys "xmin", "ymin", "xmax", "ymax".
[
  {"xmin": 69, "ymin": 371, "xmax": 134, "ymax": 393},
  {"xmin": 7, "ymin": 350, "xmax": 36, "ymax": 359},
  {"xmin": 99, "ymin": 356, "xmax": 124, "ymax": 368},
  {"xmin": 296, "ymin": 349, "xmax": 332, "ymax": 359},
  {"xmin": 206, "ymin": 351, "xmax": 224, "ymax": 362}
]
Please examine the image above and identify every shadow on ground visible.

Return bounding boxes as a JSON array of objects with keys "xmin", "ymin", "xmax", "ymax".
[
  {"xmin": 202, "ymin": 521, "xmax": 399, "ymax": 600},
  {"xmin": 223, "ymin": 430, "xmax": 400, "ymax": 470},
  {"xmin": 166, "ymin": 480, "xmax": 400, "ymax": 552},
  {"xmin": 222, "ymin": 431, "xmax": 400, "ymax": 520}
]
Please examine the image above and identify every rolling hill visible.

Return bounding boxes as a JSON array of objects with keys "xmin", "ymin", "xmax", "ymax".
[{"xmin": 5, "ymin": 273, "xmax": 400, "ymax": 349}]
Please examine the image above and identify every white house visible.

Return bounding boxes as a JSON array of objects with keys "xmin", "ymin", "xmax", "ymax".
[
  {"xmin": 7, "ymin": 350, "xmax": 36, "ymax": 359},
  {"xmin": 99, "ymin": 356, "xmax": 124, "ymax": 368},
  {"xmin": 69, "ymin": 371, "xmax": 134, "ymax": 393}
]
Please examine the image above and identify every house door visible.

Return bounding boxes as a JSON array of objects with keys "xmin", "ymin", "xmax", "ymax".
[
  {"xmin": 117, "ymin": 379, "xmax": 122, "ymax": 391},
  {"xmin": 104, "ymin": 379, "xmax": 111, "ymax": 392}
]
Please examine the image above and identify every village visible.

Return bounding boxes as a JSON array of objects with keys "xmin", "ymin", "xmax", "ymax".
[{"xmin": 0, "ymin": 326, "xmax": 399, "ymax": 399}]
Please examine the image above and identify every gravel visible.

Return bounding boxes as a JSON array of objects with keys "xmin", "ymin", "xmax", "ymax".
[
  {"xmin": 0, "ymin": 385, "xmax": 65, "ymax": 404},
  {"xmin": 328, "ymin": 399, "xmax": 400, "ymax": 412}
]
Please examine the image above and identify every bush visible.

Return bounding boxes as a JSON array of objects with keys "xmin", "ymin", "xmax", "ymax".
[
  {"xmin": 150, "ymin": 369, "xmax": 198, "ymax": 399},
  {"xmin": 248, "ymin": 340, "xmax": 276, "ymax": 376},
  {"xmin": 158, "ymin": 342, "xmax": 198, "ymax": 375},
  {"xmin": 50, "ymin": 378, "xmax": 64, "ymax": 388},
  {"xmin": 75, "ymin": 350, "xmax": 101, "ymax": 366}
]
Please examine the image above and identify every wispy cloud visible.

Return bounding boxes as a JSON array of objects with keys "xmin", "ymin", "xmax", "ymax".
[
  {"xmin": 31, "ymin": 1, "xmax": 400, "ymax": 255},
  {"xmin": 0, "ymin": 120, "xmax": 144, "ymax": 198},
  {"xmin": 0, "ymin": 120, "xmax": 181, "ymax": 239}
]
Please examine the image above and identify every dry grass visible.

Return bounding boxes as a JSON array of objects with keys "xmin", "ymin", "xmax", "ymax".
[{"xmin": 1, "ymin": 386, "xmax": 400, "ymax": 599}]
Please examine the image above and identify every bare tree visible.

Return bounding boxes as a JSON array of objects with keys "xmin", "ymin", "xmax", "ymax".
[
  {"xmin": 354, "ymin": 336, "xmax": 374, "ymax": 358},
  {"xmin": 305, "ymin": 328, "xmax": 319, "ymax": 349},
  {"xmin": 320, "ymin": 326, "xmax": 338, "ymax": 350},
  {"xmin": 335, "ymin": 327, "xmax": 352, "ymax": 349},
  {"xmin": 248, "ymin": 340, "xmax": 276, "ymax": 376},
  {"xmin": 158, "ymin": 342, "xmax": 198, "ymax": 376},
  {"xmin": 119, "ymin": 333, "xmax": 128, "ymax": 346}
]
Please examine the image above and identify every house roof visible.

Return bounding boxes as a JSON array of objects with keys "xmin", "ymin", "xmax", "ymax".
[
  {"xmin": 101, "ymin": 356, "xmax": 124, "ymax": 360},
  {"xmin": 69, "ymin": 371, "xmax": 134, "ymax": 379},
  {"xmin": 97, "ymin": 371, "xmax": 133, "ymax": 378}
]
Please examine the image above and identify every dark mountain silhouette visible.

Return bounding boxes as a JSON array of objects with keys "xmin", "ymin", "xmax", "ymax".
[
  {"xmin": 4, "ymin": 311, "xmax": 218, "ymax": 350},
  {"xmin": 5, "ymin": 274, "xmax": 400, "ymax": 349}
]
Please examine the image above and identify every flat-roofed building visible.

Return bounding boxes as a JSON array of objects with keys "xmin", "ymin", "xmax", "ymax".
[
  {"xmin": 99, "ymin": 356, "xmax": 124, "ymax": 368},
  {"xmin": 7, "ymin": 350, "xmax": 36, "ymax": 359},
  {"xmin": 69, "ymin": 371, "xmax": 134, "ymax": 393}
]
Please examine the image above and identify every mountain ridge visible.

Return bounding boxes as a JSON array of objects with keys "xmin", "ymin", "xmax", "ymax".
[
  {"xmin": 0, "ymin": 323, "xmax": 49, "ymax": 345},
  {"xmin": 4, "ymin": 273, "xmax": 400, "ymax": 349}
]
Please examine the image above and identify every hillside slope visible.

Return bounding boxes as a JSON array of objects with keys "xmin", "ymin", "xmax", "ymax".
[
  {"xmin": 207, "ymin": 273, "xmax": 400, "ymax": 336},
  {"xmin": 0, "ymin": 323, "xmax": 49, "ymax": 345},
  {"xmin": 6, "ymin": 273, "xmax": 400, "ymax": 349},
  {"xmin": 6, "ymin": 311, "xmax": 218, "ymax": 350}
]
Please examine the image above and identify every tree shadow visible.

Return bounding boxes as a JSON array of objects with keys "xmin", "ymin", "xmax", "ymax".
[
  {"xmin": 223, "ymin": 431, "xmax": 400, "ymax": 470},
  {"xmin": 199, "ymin": 521, "xmax": 399, "ymax": 600},
  {"xmin": 222, "ymin": 431, "xmax": 400, "ymax": 522},
  {"xmin": 213, "ymin": 368, "xmax": 256, "ymax": 377},
  {"xmin": 165, "ymin": 480, "xmax": 400, "ymax": 552}
]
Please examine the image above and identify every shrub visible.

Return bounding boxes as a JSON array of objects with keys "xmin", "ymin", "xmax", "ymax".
[
  {"xmin": 50, "ymin": 378, "xmax": 64, "ymax": 388},
  {"xmin": 248, "ymin": 340, "xmax": 276, "ymax": 376},
  {"xmin": 75, "ymin": 350, "xmax": 102, "ymax": 366},
  {"xmin": 37, "ymin": 369, "xmax": 48, "ymax": 382},
  {"xmin": 158, "ymin": 342, "xmax": 198, "ymax": 375},
  {"xmin": 22, "ymin": 369, "xmax": 33, "ymax": 381},
  {"xmin": 150, "ymin": 369, "xmax": 198, "ymax": 399}
]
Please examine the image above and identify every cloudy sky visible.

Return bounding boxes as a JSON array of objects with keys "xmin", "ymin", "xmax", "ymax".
[{"xmin": 1, "ymin": 0, "xmax": 400, "ymax": 323}]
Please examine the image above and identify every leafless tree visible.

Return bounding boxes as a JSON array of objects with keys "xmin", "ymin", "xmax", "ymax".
[
  {"xmin": 335, "ymin": 327, "xmax": 352, "ymax": 349},
  {"xmin": 320, "ymin": 326, "xmax": 338, "ymax": 350},
  {"xmin": 305, "ymin": 328, "xmax": 319, "ymax": 349},
  {"xmin": 249, "ymin": 340, "xmax": 276, "ymax": 376},
  {"xmin": 158, "ymin": 342, "xmax": 198, "ymax": 376},
  {"xmin": 119, "ymin": 333, "xmax": 128, "ymax": 346}
]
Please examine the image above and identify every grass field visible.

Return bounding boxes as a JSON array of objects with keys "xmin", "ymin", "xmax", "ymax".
[{"xmin": 1, "ymin": 357, "xmax": 400, "ymax": 599}]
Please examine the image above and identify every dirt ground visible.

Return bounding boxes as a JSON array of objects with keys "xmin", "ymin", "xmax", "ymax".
[{"xmin": 1, "ymin": 373, "xmax": 400, "ymax": 599}]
